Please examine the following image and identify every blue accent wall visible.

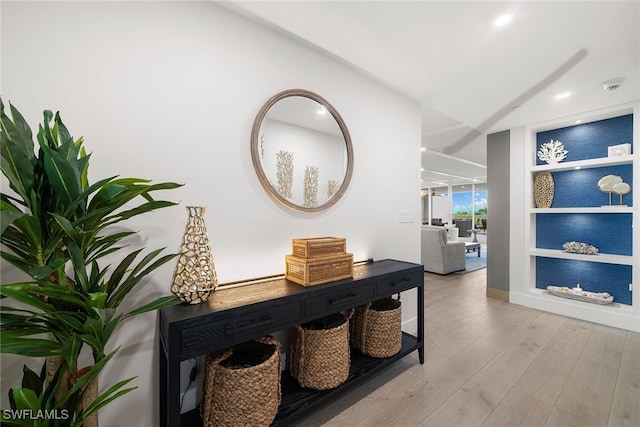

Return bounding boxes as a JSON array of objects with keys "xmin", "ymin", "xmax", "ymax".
[
  {"xmin": 548, "ymin": 165, "xmax": 633, "ymax": 207},
  {"xmin": 536, "ymin": 257, "xmax": 632, "ymax": 305},
  {"xmin": 536, "ymin": 213, "xmax": 632, "ymax": 255},
  {"xmin": 536, "ymin": 114, "xmax": 633, "ymax": 164}
]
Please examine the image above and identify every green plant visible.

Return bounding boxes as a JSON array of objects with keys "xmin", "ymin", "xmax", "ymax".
[{"xmin": 0, "ymin": 99, "xmax": 183, "ymax": 425}]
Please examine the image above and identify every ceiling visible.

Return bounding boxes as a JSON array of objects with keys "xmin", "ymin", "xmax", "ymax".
[{"xmin": 222, "ymin": 1, "xmax": 640, "ymax": 187}]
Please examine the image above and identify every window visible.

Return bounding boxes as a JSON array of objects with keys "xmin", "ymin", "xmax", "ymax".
[{"xmin": 452, "ymin": 184, "xmax": 487, "ymax": 229}]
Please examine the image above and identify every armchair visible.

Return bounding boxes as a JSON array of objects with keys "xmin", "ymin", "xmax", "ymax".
[{"xmin": 421, "ymin": 226, "xmax": 466, "ymax": 274}]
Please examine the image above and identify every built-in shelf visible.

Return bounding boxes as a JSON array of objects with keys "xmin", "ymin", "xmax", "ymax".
[
  {"xmin": 530, "ymin": 154, "xmax": 633, "ymax": 173},
  {"xmin": 526, "ymin": 288, "xmax": 634, "ymax": 311},
  {"xmin": 530, "ymin": 206, "xmax": 633, "ymax": 214},
  {"xmin": 519, "ymin": 105, "xmax": 638, "ymax": 333},
  {"xmin": 530, "ymin": 248, "xmax": 634, "ymax": 265}
]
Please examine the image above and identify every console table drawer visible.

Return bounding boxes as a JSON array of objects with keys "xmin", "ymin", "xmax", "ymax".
[
  {"xmin": 304, "ymin": 284, "xmax": 374, "ymax": 317},
  {"xmin": 376, "ymin": 270, "xmax": 423, "ymax": 295},
  {"xmin": 180, "ymin": 301, "xmax": 300, "ymax": 358}
]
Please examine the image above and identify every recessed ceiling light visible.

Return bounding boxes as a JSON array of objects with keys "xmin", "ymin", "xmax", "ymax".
[
  {"xmin": 555, "ymin": 92, "xmax": 571, "ymax": 100},
  {"xmin": 575, "ymin": 119, "xmax": 582, "ymax": 124},
  {"xmin": 421, "ymin": 147, "xmax": 426, "ymax": 152},
  {"xmin": 494, "ymin": 14, "xmax": 512, "ymax": 27}
]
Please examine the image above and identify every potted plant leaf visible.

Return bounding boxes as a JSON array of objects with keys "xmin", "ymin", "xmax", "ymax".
[{"xmin": 0, "ymin": 98, "xmax": 183, "ymax": 426}]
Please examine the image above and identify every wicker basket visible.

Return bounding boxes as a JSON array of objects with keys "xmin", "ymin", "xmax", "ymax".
[
  {"xmin": 285, "ymin": 253, "xmax": 354, "ymax": 286},
  {"xmin": 200, "ymin": 336, "xmax": 281, "ymax": 427},
  {"xmin": 351, "ymin": 297, "xmax": 402, "ymax": 358},
  {"xmin": 292, "ymin": 237, "xmax": 347, "ymax": 259},
  {"xmin": 289, "ymin": 311, "xmax": 352, "ymax": 390}
]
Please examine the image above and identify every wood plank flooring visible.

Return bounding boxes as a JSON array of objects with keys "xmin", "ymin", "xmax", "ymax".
[{"xmin": 293, "ymin": 269, "xmax": 640, "ymax": 427}]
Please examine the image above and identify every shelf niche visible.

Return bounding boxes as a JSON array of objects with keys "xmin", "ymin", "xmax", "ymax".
[
  {"xmin": 535, "ymin": 257, "xmax": 632, "ymax": 306},
  {"xmin": 527, "ymin": 109, "xmax": 636, "ymax": 320}
]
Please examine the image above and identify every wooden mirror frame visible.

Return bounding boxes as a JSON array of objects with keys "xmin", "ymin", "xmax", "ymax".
[{"xmin": 250, "ymin": 89, "xmax": 354, "ymax": 213}]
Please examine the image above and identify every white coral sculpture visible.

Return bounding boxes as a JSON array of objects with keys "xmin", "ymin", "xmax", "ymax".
[
  {"xmin": 327, "ymin": 179, "xmax": 340, "ymax": 199},
  {"xmin": 563, "ymin": 241, "xmax": 599, "ymax": 255},
  {"xmin": 304, "ymin": 166, "xmax": 319, "ymax": 207},
  {"xmin": 537, "ymin": 139, "xmax": 568, "ymax": 164},
  {"xmin": 276, "ymin": 150, "xmax": 294, "ymax": 199}
]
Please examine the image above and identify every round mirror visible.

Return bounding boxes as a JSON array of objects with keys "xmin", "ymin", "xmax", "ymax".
[{"xmin": 251, "ymin": 89, "xmax": 354, "ymax": 213}]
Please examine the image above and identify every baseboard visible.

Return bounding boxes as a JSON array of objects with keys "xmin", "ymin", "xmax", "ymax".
[
  {"xmin": 401, "ymin": 316, "xmax": 418, "ymax": 336},
  {"xmin": 486, "ymin": 287, "xmax": 509, "ymax": 302}
]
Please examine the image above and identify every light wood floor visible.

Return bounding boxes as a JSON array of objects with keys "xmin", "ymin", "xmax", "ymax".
[{"xmin": 295, "ymin": 269, "xmax": 640, "ymax": 427}]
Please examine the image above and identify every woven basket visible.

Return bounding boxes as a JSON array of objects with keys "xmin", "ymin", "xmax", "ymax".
[
  {"xmin": 289, "ymin": 311, "xmax": 352, "ymax": 390},
  {"xmin": 200, "ymin": 336, "xmax": 281, "ymax": 427},
  {"xmin": 351, "ymin": 297, "xmax": 402, "ymax": 358}
]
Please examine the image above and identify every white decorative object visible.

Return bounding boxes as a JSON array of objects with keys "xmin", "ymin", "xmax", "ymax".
[
  {"xmin": 607, "ymin": 143, "xmax": 631, "ymax": 157},
  {"xmin": 537, "ymin": 139, "xmax": 568, "ymax": 164},
  {"xmin": 597, "ymin": 174, "xmax": 623, "ymax": 191},
  {"xmin": 276, "ymin": 150, "xmax": 294, "ymax": 199},
  {"xmin": 327, "ymin": 179, "xmax": 340, "ymax": 199},
  {"xmin": 445, "ymin": 226, "xmax": 459, "ymax": 241},
  {"xmin": 562, "ymin": 241, "xmax": 599, "ymax": 255},
  {"xmin": 546, "ymin": 284, "xmax": 613, "ymax": 305},
  {"xmin": 303, "ymin": 166, "xmax": 319, "ymax": 207},
  {"xmin": 612, "ymin": 182, "xmax": 631, "ymax": 205},
  {"xmin": 597, "ymin": 174, "xmax": 623, "ymax": 205}
]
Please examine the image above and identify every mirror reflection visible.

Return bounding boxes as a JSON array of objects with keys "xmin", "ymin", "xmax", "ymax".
[{"xmin": 251, "ymin": 89, "xmax": 353, "ymax": 213}]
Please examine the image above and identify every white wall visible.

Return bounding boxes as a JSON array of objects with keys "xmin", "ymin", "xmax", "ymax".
[{"xmin": 0, "ymin": 1, "xmax": 421, "ymax": 425}]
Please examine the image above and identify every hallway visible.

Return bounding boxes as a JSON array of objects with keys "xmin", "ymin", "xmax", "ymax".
[{"xmin": 297, "ymin": 269, "xmax": 640, "ymax": 427}]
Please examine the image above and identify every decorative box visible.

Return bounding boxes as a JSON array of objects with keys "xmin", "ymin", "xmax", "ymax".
[
  {"xmin": 292, "ymin": 237, "xmax": 347, "ymax": 259},
  {"xmin": 607, "ymin": 143, "xmax": 631, "ymax": 157},
  {"xmin": 285, "ymin": 253, "xmax": 354, "ymax": 286}
]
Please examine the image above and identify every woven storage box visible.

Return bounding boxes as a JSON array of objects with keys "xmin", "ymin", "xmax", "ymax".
[
  {"xmin": 351, "ymin": 297, "xmax": 402, "ymax": 358},
  {"xmin": 285, "ymin": 253, "xmax": 354, "ymax": 286},
  {"xmin": 292, "ymin": 237, "xmax": 347, "ymax": 259},
  {"xmin": 289, "ymin": 312, "xmax": 352, "ymax": 390},
  {"xmin": 200, "ymin": 336, "xmax": 281, "ymax": 427}
]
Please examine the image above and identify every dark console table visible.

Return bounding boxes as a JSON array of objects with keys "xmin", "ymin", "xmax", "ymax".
[{"xmin": 159, "ymin": 259, "xmax": 424, "ymax": 426}]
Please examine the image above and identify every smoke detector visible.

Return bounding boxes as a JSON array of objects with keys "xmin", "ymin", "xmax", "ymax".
[{"xmin": 601, "ymin": 78, "xmax": 625, "ymax": 92}]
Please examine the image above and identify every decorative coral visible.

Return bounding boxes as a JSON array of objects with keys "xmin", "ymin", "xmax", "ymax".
[
  {"xmin": 304, "ymin": 166, "xmax": 319, "ymax": 207},
  {"xmin": 327, "ymin": 179, "xmax": 340, "ymax": 199},
  {"xmin": 562, "ymin": 241, "xmax": 599, "ymax": 255},
  {"xmin": 537, "ymin": 139, "xmax": 568, "ymax": 164},
  {"xmin": 276, "ymin": 150, "xmax": 294, "ymax": 199}
]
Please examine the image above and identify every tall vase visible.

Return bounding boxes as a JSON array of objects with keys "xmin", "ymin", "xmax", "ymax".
[{"xmin": 171, "ymin": 206, "xmax": 219, "ymax": 304}]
